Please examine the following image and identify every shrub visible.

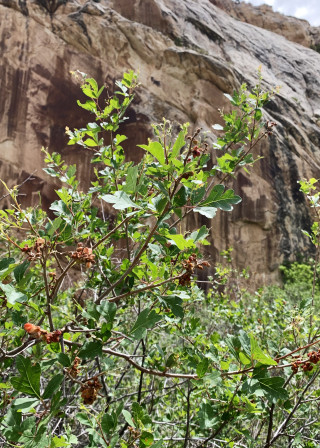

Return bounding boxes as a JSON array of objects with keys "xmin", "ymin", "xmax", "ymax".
[{"xmin": 1, "ymin": 70, "xmax": 320, "ymax": 448}]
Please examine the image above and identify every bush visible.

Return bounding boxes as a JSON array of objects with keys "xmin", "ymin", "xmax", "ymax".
[{"xmin": 1, "ymin": 70, "xmax": 320, "ymax": 448}]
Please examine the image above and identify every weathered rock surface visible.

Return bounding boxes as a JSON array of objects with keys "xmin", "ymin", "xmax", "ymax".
[
  {"xmin": 211, "ymin": 0, "xmax": 320, "ymax": 49},
  {"xmin": 1, "ymin": 0, "xmax": 320, "ymax": 285}
]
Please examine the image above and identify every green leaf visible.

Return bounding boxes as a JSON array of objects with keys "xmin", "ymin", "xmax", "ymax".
[
  {"xmin": 165, "ymin": 232, "xmax": 195, "ymax": 250},
  {"xmin": 51, "ymin": 436, "xmax": 69, "ymax": 447},
  {"xmin": 42, "ymin": 374, "xmax": 64, "ymax": 399},
  {"xmin": 101, "ymin": 413, "xmax": 117, "ymax": 435},
  {"xmin": 57, "ymin": 353, "xmax": 71, "ymax": 367},
  {"xmin": 173, "ymin": 185, "xmax": 188, "ymax": 207},
  {"xmin": 197, "ymin": 358, "xmax": 209, "ymax": 378},
  {"xmin": 140, "ymin": 431, "xmax": 154, "ymax": 447},
  {"xmin": 14, "ymin": 261, "xmax": 30, "ymax": 283},
  {"xmin": 122, "ymin": 410, "xmax": 135, "ymax": 427},
  {"xmin": 171, "ymin": 131, "xmax": 185, "ymax": 158},
  {"xmin": 130, "ymin": 308, "xmax": 161, "ymax": 340},
  {"xmin": 160, "ymin": 295, "xmax": 183, "ymax": 318},
  {"xmin": 250, "ymin": 335, "xmax": 277, "ymax": 366},
  {"xmin": 124, "ymin": 165, "xmax": 139, "ymax": 193},
  {"xmin": 189, "ymin": 225, "xmax": 209, "ymax": 243},
  {"xmin": 11, "ymin": 356, "xmax": 41, "ymax": 398},
  {"xmin": 0, "ymin": 257, "xmax": 15, "ymax": 271},
  {"xmin": 101, "ymin": 191, "xmax": 140, "ymax": 210},
  {"xmin": 83, "ymin": 138, "xmax": 98, "ymax": 147},
  {"xmin": 78, "ymin": 341, "xmax": 103, "ymax": 359},
  {"xmin": 97, "ymin": 301, "xmax": 117, "ymax": 325},
  {"xmin": 193, "ymin": 207, "xmax": 217, "ymax": 218},
  {"xmin": 12, "ymin": 398, "xmax": 39, "ymax": 412},
  {"xmin": 191, "ymin": 185, "xmax": 206, "ymax": 205},
  {"xmin": 254, "ymin": 109, "xmax": 262, "ymax": 121},
  {"xmin": 201, "ymin": 185, "xmax": 241, "ymax": 211},
  {"xmin": 138, "ymin": 141, "xmax": 166, "ymax": 165},
  {"xmin": 0, "ymin": 283, "xmax": 27, "ymax": 304},
  {"xmin": 242, "ymin": 375, "xmax": 288, "ymax": 403}
]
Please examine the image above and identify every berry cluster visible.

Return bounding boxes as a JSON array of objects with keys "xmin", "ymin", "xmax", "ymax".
[
  {"xmin": 70, "ymin": 242, "xmax": 95, "ymax": 268},
  {"xmin": 24, "ymin": 323, "xmax": 62, "ymax": 344},
  {"xmin": 291, "ymin": 349, "xmax": 320, "ymax": 374},
  {"xmin": 21, "ymin": 237, "xmax": 46, "ymax": 261},
  {"xmin": 68, "ymin": 356, "xmax": 81, "ymax": 378},
  {"xmin": 179, "ymin": 254, "xmax": 210, "ymax": 286},
  {"xmin": 80, "ymin": 377, "xmax": 102, "ymax": 405}
]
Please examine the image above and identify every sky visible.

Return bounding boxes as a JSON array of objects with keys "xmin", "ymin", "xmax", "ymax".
[{"xmin": 241, "ymin": 0, "xmax": 320, "ymax": 26}]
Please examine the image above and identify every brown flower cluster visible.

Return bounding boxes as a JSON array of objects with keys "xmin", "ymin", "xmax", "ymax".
[
  {"xmin": 191, "ymin": 142, "xmax": 208, "ymax": 158},
  {"xmin": 67, "ymin": 357, "xmax": 81, "ymax": 378},
  {"xmin": 179, "ymin": 254, "xmax": 210, "ymax": 287},
  {"xmin": 266, "ymin": 120, "xmax": 277, "ymax": 136},
  {"xmin": 21, "ymin": 237, "xmax": 46, "ymax": 261},
  {"xmin": 24, "ymin": 323, "xmax": 62, "ymax": 344},
  {"xmin": 70, "ymin": 242, "xmax": 95, "ymax": 268},
  {"xmin": 291, "ymin": 349, "xmax": 320, "ymax": 374},
  {"xmin": 80, "ymin": 377, "xmax": 102, "ymax": 404}
]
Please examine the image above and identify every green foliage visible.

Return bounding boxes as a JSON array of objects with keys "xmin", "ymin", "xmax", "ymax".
[{"xmin": 1, "ymin": 70, "xmax": 319, "ymax": 448}]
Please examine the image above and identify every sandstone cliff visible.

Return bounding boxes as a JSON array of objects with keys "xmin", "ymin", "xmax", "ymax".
[
  {"xmin": 211, "ymin": 0, "xmax": 320, "ymax": 49},
  {"xmin": 1, "ymin": 0, "xmax": 320, "ymax": 284}
]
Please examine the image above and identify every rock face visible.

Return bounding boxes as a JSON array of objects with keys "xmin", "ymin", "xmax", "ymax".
[
  {"xmin": 211, "ymin": 0, "xmax": 320, "ymax": 49},
  {"xmin": 1, "ymin": 0, "xmax": 320, "ymax": 285}
]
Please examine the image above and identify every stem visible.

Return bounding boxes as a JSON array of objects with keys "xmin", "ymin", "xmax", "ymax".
[
  {"xmin": 95, "ymin": 203, "xmax": 171, "ymax": 305},
  {"xmin": 183, "ymin": 381, "xmax": 192, "ymax": 448}
]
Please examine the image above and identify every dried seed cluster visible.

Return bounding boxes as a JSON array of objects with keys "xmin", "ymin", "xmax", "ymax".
[
  {"xmin": 70, "ymin": 242, "xmax": 95, "ymax": 268},
  {"xmin": 80, "ymin": 377, "xmax": 102, "ymax": 404},
  {"xmin": 68, "ymin": 357, "xmax": 81, "ymax": 378},
  {"xmin": 266, "ymin": 120, "xmax": 277, "ymax": 136},
  {"xmin": 291, "ymin": 349, "xmax": 320, "ymax": 374},
  {"xmin": 179, "ymin": 254, "xmax": 210, "ymax": 286},
  {"xmin": 21, "ymin": 237, "xmax": 46, "ymax": 261},
  {"xmin": 24, "ymin": 323, "xmax": 62, "ymax": 344}
]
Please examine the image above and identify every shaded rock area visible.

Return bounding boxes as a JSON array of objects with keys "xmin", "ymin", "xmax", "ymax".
[{"xmin": 1, "ymin": 0, "xmax": 320, "ymax": 285}]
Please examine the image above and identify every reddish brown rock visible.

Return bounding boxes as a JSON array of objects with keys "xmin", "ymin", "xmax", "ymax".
[{"xmin": 1, "ymin": 0, "xmax": 320, "ymax": 285}]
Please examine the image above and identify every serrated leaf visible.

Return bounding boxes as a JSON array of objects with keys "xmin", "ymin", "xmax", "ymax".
[
  {"xmin": 101, "ymin": 191, "xmax": 140, "ymax": 210},
  {"xmin": 97, "ymin": 301, "xmax": 117, "ymax": 324},
  {"xmin": 201, "ymin": 185, "xmax": 242, "ymax": 211},
  {"xmin": 191, "ymin": 184, "xmax": 206, "ymax": 205},
  {"xmin": 11, "ymin": 356, "xmax": 41, "ymax": 398},
  {"xmin": 130, "ymin": 308, "xmax": 161, "ymax": 340},
  {"xmin": 250, "ymin": 335, "xmax": 277, "ymax": 366},
  {"xmin": 189, "ymin": 225, "xmax": 209, "ymax": 243},
  {"xmin": 78, "ymin": 341, "xmax": 103, "ymax": 359},
  {"xmin": 101, "ymin": 413, "xmax": 117, "ymax": 435},
  {"xmin": 138, "ymin": 142, "xmax": 165, "ymax": 165}
]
